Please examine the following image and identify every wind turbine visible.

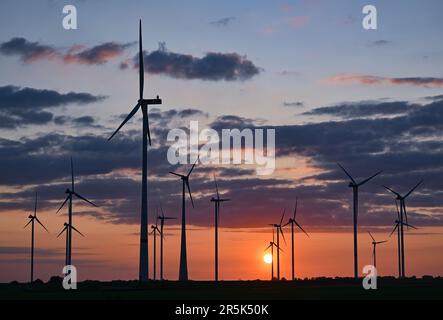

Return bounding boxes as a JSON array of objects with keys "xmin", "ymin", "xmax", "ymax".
[
  {"xmin": 367, "ymin": 232, "xmax": 387, "ymax": 270},
  {"xmin": 56, "ymin": 157, "xmax": 97, "ymax": 266},
  {"xmin": 57, "ymin": 222, "xmax": 84, "ymax": 266},
  {"xmin": 24, "ymin": 192, "xmax": 48, "ymax": 283},
  {"xmin": 108, "ymin": 19, "xmax": 162, "ymax": 282},
  {"xmin": 269, "ymin": 209, "xmax": 286, "ymax": 280},
  {"xmin": 264, "ymin": 239, "xmax": 282, "ymax": 281},
  {"xmin": 284, "ymin": 198, "xmax": 309, "ymax": 281},
  {"xmin": 210, "ymin": 175, "xmax": 230, "ymax": 282},
  {"xmin": 150, "ymin": 222, "xmax": 161, "ymax": 280},
  {"xmin": 157, "ymin": 205, "xmax": 176, "ymax": 281},
  {"xmin": 337, "ymin": 163, "xmax": 382, "ymax": 279},
  {"xmin": 383, "ymin": 180, "xmax": 422, "ymax": 278},
  {"xmin": 169, "ymin": 159, "xmax": 198, "ymax": 281},
  {"xmin": 388, "ymin": 199, "xmax": 419, "ymax": 278}
]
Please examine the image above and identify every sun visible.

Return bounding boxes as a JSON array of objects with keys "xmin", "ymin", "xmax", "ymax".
[{"xmin": 264, "ymin": 254, "xmax": 273, "ymax": 264}]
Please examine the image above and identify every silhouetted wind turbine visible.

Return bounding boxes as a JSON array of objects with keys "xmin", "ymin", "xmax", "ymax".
[
  {"xmin": 157, "ymin": 205, "xmax": 176, "ymax": 280},
  {"xmin": 269, "ymin": 209, "xmax": 286, "ymax": 280},
  {"xmin": 169, "ymin": 158, "xmax": 198, "ymax": 281},
  {"xmin": 390, "ymin": 200, "xmax": 415, "ymax": 277},
  {"xmin": 210, "ymin": 175, "xmax": 230, "ymax": 282},
  {"xmin": 24, "ymin": 192, "xmax": 48, "ymax": 283},
  {"xmin": 337, "ymin": 163, "xmax": 382, "ymax": 279},
  {"xmin": 57, "ymin": 158, "xmax": 97, "ymax": 266},
  {"xmin": 383, "ymin": 180, "xmax": 422, "ymax": 278},
  {"xmin": 265, "ymin": 239, "xmax": 282, "ymax": 281},
  {"xmin": 284, "ymin": 198, "xmax": 309, "ymax": 280},
  {"xmin": 57, "ymin": 222, "xmax": 84, "ymax": 266},
  {"xmin": 108, "ymin": 19, "xmax": 162, "ymax": 282},
  {"xmin": 367, "ymin": 232, "xmax": 387, "ymax": 270},
  {"xmin": 150, "ymin": 222, "xmax": 161, "ymax": 280}
]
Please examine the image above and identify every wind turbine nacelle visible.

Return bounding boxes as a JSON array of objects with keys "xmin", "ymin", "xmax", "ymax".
[
  {"xmin": 65, "ymin": 188, "xmax": 71, "ymax": 194},
  {"xmin": 28, "ymin": 215, "xmax": 33, "ymax": 219}
]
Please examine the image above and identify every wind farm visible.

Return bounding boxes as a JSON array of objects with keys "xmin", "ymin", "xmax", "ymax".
[{"xmin": 1, "ymin": 1, "xmax": 443, "ymax": 303}]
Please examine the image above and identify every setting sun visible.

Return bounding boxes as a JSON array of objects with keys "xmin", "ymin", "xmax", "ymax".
[{"xmin": 264, "ymin": 254, "xmax": 273, "ymax": 264}]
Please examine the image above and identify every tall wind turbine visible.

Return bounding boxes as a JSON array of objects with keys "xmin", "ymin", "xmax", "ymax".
[
  {"xmin": 337, "ymin": 163, "xmax": 382, "ymax": 279},
  {"xmin": 108, "ymin": 20, "xmax": 162, "ymax": 282},
  {"xmin": 24, "ymin": 192, "xmax": 48, "ymax": 283},
  {"xmin": 384, "ymin": 182, "xmax": 422, "ymax": 278},
  {"xmin": 150, "ymin": 222, "xmax": 161, "ymax": 280},
  {"xmin": 367, "ymin": 232, "xmax": 387, "ymax": 270},
  {"xmin": 210, "ymin": 175, "xmax": 230, "ymax": 282},
  {"xmin": 269, "ymin": 209, "xmax": 286, "ymax": 280},
  {"xmin": 264, "ymin": 239, "xmax": 282, "ymax": 281},
  {"xmin": 57, "ymin": 222, "xmax": 84, "ymax": 266},
  {"xmin": 157, "ymin": 205, "xmax": 176, "ymax": 280},
  {"xmin": 284, "ymin": 198, "xmax": 309, "ymax": 281},
  {"xmin": 383, "ymin": 186, "xmax": 423, "ymax": 278},
  {"xmin": 57, "ymin": 158, "xmax": 97, "ymax": 266},
  {"xmin": 169, "ymin": 159, "xmax": 198, "ymax": 281}
]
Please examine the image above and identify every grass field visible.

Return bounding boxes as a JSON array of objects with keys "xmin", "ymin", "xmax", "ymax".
[{"xmin": 1, "ymin": 277, "xmax": 442, "ymax": 300}]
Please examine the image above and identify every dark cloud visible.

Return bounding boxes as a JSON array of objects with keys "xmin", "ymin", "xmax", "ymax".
[
  {"xmin": 139, "ymin": 44, "xmax": 261, "ymax": 81},
  {"xmin": 303, "ymin": 101, "xmax": 417, "ymax": 118},
  {"xmin": 0, "ymin": 85, "xmax": 105, "ymax": 129},
  {"xmin": 283, "ymin": 101, "xmax": 304, "ymax": 108},
  {"xmin": 0, "ymin": 37, "xmax": 59, "ymax": 62},
  {"xmin": 210, "ymin": 17, "xmax": 236, "ymax": 27},
  {"xmin": 0, "ymin": 37, "xmax": 133, "ymax": 65}
]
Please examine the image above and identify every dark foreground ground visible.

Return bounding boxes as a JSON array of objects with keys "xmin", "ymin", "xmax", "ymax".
[{"xmin": 1, "ymin": 277, "xmax": 442, "ymax": 300}]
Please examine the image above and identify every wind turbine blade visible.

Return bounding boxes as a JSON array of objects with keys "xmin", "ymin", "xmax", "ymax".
[
  {"xmin": 57, "ymin": 226, "xmax": 67, "ymax": 238},
  {"xmin": 404, "ymin": 180, "xmax": 423, "ymax": 199},
  {"xmin": 280, "ymin": 209, "xmax": 286, "ymax": 226},
  {"xmin": 160, "ymin": 203, "xmax": 165, "ymax": 218},
  {"xmin": 139, "ymin": 19, "xmax": 144, "ymax": 100},
  {"xmin": 108, "ymin": 103, "xmax": 141, "ymax": 141},
  {"xmin": 24, "ymin": 219, "xmax": 32, "ymax": 229},
  {"xmin": 34, "ymin": 192, "xmax": 38, "ymax": 216},
  {"xmin": 71, "ymin": 225, "xmax": 85, "ymax": 237},
  {"xmin": 402, "ymin": 201, "xmax": 409, "ymax": 228},
  {"xmin": 358, "ymin": 171, "xmax": 383, "ymax": 186},
  {"xmin": 56, "ymin": 195, "xmax": 70, "ymax": 214},
  {"xmin": 187, "ymin": 157, "xmax": 198, "ymax": 177},
  {"xmin": 279, "ymin": 226, "xmax": 286, "ymax": 245},
  {"xmin": 383, "ymin": 185, "xmax": 401, "ymax": 198},
  {"xmin": 403, "ymin": 222, "xmax": 417, "ymax": 230},
  {"xmin": 73, "ymin": 192, "xmax": 98, "ymax": 207},
  {"xmin": 169, "ymin": 171, "xmax": 183, "ymax": 178},
  {"xmin": 368, "ymin": 231, "xmax": 375, "ymax": 242},
  {"xmin": 294, "ymin": 220, "xmax": 309, "ymax": 237},
  {"xmin": 146, "ymin": 111, "xmax": 152, "ymax": 146},
  {"xmin": 337, "ymin": 163, "xmax": 356, "ymax": 184},
  {"xmin": 389, "ymin": 224, "xmax": 398, "ymax": 237},
  {"xmin": 214, "ymin": 174, "xmax": 220, "ymax": 199},
  {"xmin": 35, "ymin": 217, "xmax": 49, "ymax": 233},
  {"xmin": 186, "ymin": 180, "xmax": 195, "ymax": 208},
  {"xmin": 264, "ymin": 244, "xmax": 272, "ymax": 252},
  {"xmin": 293, "ymin": 197, "xmax": 298, "ymax": 220},
  {"xmin": 377, "ymin": 241, "xmax": 388, "ymax": 244},
  {"xmin": 71, "ymin": 157, "xmax": 74, "ymax": 192}
]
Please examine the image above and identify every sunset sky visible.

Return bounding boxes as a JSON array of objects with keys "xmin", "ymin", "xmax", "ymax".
[{"xmin": 1, "ymin": 0, "xmax": 443, "ymax": 282}]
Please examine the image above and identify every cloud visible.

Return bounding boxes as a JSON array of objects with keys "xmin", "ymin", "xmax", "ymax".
[
  {"xmin": 0, "ymin": 85, "xmax": 105, "ymax": 129},
  {"xmin": 138, "ymin": 44, "xmax": 261, "ymax": 81},
  {"xmin": 0, "ymin": 37, "xmax": 133, "ymax": 65},
  {"xmin": 286, "ymin": 16, "xmax": 310, "ymax": 28},
  {"xmin": 283, "ymin": 101, "xmax": 304, "ymax": 108},
  {"xmin": 63, "ymin": 42, "xmax": 134, "ymax": 65},
  {"xmin": 326, "ymin": 74, "xmax": 443, "ymax": 88},
  {"xmin": 0, "ymin": 37, "xmax": 59, "ymax": 62},
  {"xmin": 369, "ymin": 40, "xmax": 391, "ymax": 47},
  {"xmin": 303, "ymin": 101, "xmax": 417, "ymax": 118},
  {"xmin": 210, "ymin": 17, "xmax": 235, "ymax": 27}
]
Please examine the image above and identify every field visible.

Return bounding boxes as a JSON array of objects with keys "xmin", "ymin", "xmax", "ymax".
[{"xmin": 1, "ymin": 277, "xmax": 442, "ymax": 300}]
